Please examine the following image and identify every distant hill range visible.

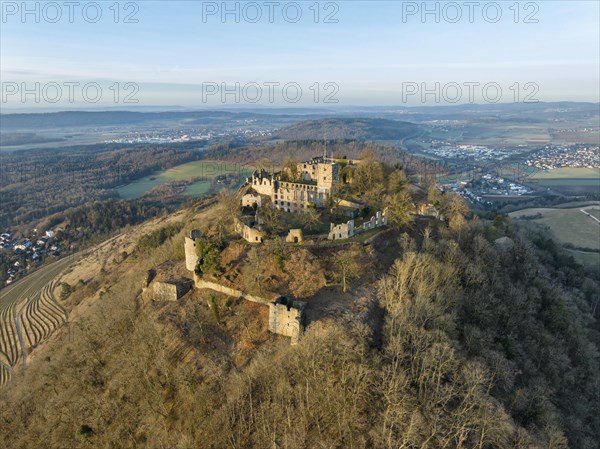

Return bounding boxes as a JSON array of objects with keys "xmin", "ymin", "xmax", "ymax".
[
  {"xmin": 274, "ymin": 118, "xmax": 422, "ymax": 141},
  {"xmin": 0, "ymin": 110, "xmax": 250, "ymax": 130},
  {"xmin": 1, "ymin": 102, "xmax": 597, "ymax": 132}
]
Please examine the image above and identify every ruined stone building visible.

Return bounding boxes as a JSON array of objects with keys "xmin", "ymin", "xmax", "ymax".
[
  {"xmin": 268, "ymin": 296, "xmax": 307, "ymax": 345},
  {"xmin": 152, "ymin": 279, "xmax": 193, "ymax": 302},
  {"xmin": 285, "ymin": 229, "xmax": 303, "ymax": 243},
  {"xmin": 235, "ymin": 217, "xmax": 265, "ymax": 243},
  {"xmin": 328, "ymin": 220, "xmax": 355, "ymax": 240},
  {"xmin": 328, "ymin": 209, "xmax": 388, "ymax": 240},
  {"xmin": 245, "ymin": 157, "xmax": 344, "ymax": 212}
]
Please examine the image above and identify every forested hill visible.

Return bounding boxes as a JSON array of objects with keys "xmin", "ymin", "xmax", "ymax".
[
  {"xmin": 274, "ymin": 117, "xmax": 422, "ymax": 141},
  {"xmin": 0, "ymin": 198, "xmax": 597, "ymax": 448}
]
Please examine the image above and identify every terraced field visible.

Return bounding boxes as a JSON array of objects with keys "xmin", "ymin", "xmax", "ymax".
[
  {"xmin": 0, "ymin": 257, "xmax": 73, "ymax": 386},
  {"xmin": 19, "ymin": 281, "xmax": 68, "ymax": 353}
]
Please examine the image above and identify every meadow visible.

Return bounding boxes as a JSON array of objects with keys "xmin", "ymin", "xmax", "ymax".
[
  {"xmin": 509, "ymin": 204, "xmax": 600, "ymax": 260},
  {"xmin": 528, "ymin": 167, "xmax": 600, "ymax": 187},
  {"xmin": 117, "ymin": 160, "xmax": 254, "ymax": 199}
]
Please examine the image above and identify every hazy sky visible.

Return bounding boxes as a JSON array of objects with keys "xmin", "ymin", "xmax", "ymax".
[{"xmin": 1, "ymin": 0, "xmax": 599, "ymax": 107}]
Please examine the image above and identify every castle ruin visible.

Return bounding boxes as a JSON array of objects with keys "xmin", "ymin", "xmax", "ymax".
[
  {"xmin": 246, "ymin": 156, "xmax": 346, "ymax": 212},
  {"xmin": 268, "ymin": 296, "xmax": 307, "ymax": 345},
  {"xmin": 328, "ymin": 209, "xmax": 388, "ymax": 240},
  {"xmin": 184, "ymin": 229, "xmax": 203, "ymax": 271}
]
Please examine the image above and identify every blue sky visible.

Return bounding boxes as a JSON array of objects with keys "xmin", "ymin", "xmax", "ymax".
[{"xmin": 1, "ymin": 1, "xmax": 599, "ymax": 107}]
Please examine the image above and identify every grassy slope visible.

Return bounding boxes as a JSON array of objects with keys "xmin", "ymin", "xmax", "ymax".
[{"xmin": 509, "ymin": 207, "xmax": 600, "ymax": 250}]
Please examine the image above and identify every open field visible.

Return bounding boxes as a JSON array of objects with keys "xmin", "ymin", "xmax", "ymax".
[
  {"xmin": 529, "ymin": 167, "xmax": 600, "ymax": 179},
  {"xmin": 567, "ymin": 250, "xmax": 600, "ymax": 268},
  {"xmin": 509, "ymin": 205, "xmax": 600, "ymax": 257},
  {"xmin": 550, "ymin": 128, "xmax": 600, "ymax": 144},
  {"xmin": 588, "ymin": 208, "xmax": 600, "ymax": 220},
  {"xmin": 527, "ymin": 167, "xmax": 600, "ymax": 189},
  {"xmin": 118, "ymin": 160, "xmax": 254, "ymax": 199},
  {"xmin": 422, "ymin": 123, "xmax": 552, "ymax": 147}
]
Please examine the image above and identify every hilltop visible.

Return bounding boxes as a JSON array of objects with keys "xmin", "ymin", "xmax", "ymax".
[
  {"xmin": 274, "ymin": 117, "xmax": 422, "ymax": 141},
  {"xmin": 0, "ymin": 155, "xmax": 598, "ymax": 449}
]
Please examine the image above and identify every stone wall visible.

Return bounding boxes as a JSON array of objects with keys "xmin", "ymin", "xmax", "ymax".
[
  {"xmin": 250, "ymin": 171, "xmax": 276, "ymax": 197},
  {"xmin": 193, "ymin": 278, "xmax": 307, "ymax": 344},
  {"xmin": 194, "ymin": 275, "xmax": 271, "ymax": 304},
  {"xmin": 415, "ymin": 203, "xmax": 440, "ymax": 218},
  {"xmin": 362, "ymin": 209, "xmax": 387, "ymax": 230}
]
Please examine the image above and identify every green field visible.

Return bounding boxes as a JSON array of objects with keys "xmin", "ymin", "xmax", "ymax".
[
  {"xmin": 118, "ymin": 160, "xmax": 253, "ymax": 199},
  {"xmin": 528, "ymin": 167, "xmax": 600, "ymax": 187},
  {"xmin": 567, "ymin": 250, "xmax": 600, "ymax": 268},
  {"xmin": 588, "ymin": 208, "xmax": 600, "ymax": 220},
  {"xmin": 509, "ymin": 205, "xmax": 600, "ymax": 264}
]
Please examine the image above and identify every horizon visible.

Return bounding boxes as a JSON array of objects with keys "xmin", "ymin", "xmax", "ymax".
[
  {"xmin": 1, "ymin": 1, "xmax": 599, "ymax": 109},
  {"xmin": 2, "ymin": 100, "xmax": 600, "ymax": 116}
]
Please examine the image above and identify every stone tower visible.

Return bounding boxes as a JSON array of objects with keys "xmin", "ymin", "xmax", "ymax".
[
  {"xmin": 184, "ymin": 229, "xmax": 202, "ymax": 272},
  {"xmin": 268, "ymin": 296, "xmax": 307, "ymax": 345},
  {"xmin": 316, "ymin": 162, "xmax": 338, "ymax": 189}
]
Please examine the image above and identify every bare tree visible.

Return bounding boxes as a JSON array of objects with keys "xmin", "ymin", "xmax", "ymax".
[
  {"xmin": 282, "ymin": 158, "xmax": 300, "ymax": 182},
  {"xmin": 300, "ymin": 207, "xmax": 321, "ymax": 231},
  {"xmin": 257, "ymin": 202, "xmax": 283, "ymax": 236},
  {"xmin": 386, "ymin": 190, "xmax": 414, "ymax": 229},
  {"xmin": 353, "ymin": 155, "xmax": 385, "ymax": 197},
  {"xmin": 211, "ymin": 189, "xmax": 241, "ymax": 239},
  {"xmin": 244, "ymin": 247, "xmax": 266, "ymax": 293},
  {"xmin": 333, "ymin": 248, "xmax": 361, "ymax": 292},
  {"xmin": 284, "ymin": 249, "xmax": 325, "ymax": 298},
  {"xmin": 387, "ymin": 169, "xmax": 409, "ymax": 194}
]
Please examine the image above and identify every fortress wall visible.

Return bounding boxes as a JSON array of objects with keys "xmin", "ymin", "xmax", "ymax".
[{"xmin": 194, "ymin": 276, "xmax": 272, "ymax": 304}]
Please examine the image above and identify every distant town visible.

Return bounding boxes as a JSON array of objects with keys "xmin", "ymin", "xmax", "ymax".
[
  {"xmin": 441, "ymin": 172, "xmax": 535, "ymax": 207},
  {"xmin": 421, "ymin": 143, "xmax": 519, "ymax": 161},
  {"xmin": 105, "ymin": 122, "xmax": 275, "ymax": 145},
  {"xmin": 526, "ymin": 144, "xmax": 600, "ymax": 170}
]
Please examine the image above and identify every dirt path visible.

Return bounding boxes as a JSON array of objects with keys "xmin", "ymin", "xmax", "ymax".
[{"xmin": 580, "ymin": 208, "xmax": 600, "ymax": 225}]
